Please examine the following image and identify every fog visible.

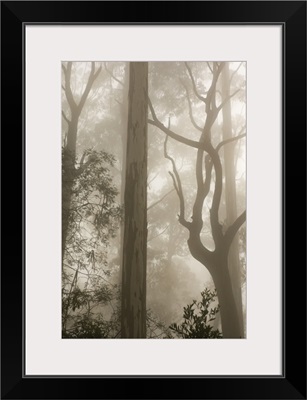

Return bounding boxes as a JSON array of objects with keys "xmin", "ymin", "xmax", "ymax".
[{"xmin": 62, "ymin": 61, "xmax": 246, "ymax": 339}]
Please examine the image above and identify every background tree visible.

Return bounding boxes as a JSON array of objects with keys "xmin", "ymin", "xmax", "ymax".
[
  {"xmin": 62, "ymin": 61, "xmax": 102, "ymax": 262},
  {"xmin": 221, "ymin": 62, "xmax": 245, "ymax": 337}
]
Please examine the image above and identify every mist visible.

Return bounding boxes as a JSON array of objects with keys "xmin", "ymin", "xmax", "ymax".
[{"xmin": 62, "ymin": 61, "xmax": 246, "ymax": 339}]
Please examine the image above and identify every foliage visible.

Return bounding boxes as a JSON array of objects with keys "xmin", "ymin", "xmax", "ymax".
[
  {"xmin": 169, "ymin": 288, "xmax": 222, "ymax": 338},
  {"xmin": 62, "ymin": 149, "xmax": 122, "ymax": 338},
  {"xmin": 63, "ymin": 148, "xmax": 122, "ymax": 269},
  {"xmin": 146, "ymin": 309, "xmax": 173, "ymax": 339},
  {"xmin": 65, "ymin": 149, "xmax": 122, "ymax": 249},
  {"xmin": 62, "ymin": 281, "xmax": 121, "ymax": 338},
  {"xmin": 63, "ymin": 310, "xmax": 120, "ymax": 339}
]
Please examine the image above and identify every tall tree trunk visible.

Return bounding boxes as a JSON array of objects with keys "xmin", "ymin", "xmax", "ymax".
[
  {"xmin": 121, "ymin": 62, "xmax": 148, "ymax": 338},
  {"xmin": 221, "ymin": 62, "xmax": 244, "ymax": 337}
]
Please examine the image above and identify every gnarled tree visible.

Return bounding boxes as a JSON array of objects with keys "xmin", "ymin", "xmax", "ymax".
[{"xmin": 148, "ymin": 62, "xmax": 246, "ymax": 338}]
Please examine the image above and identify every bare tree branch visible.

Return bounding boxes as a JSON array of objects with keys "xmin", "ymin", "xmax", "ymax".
[
  {"xmin": 190, "ymin": 63, "xmax": 225, "ymax": 245},
  {"xmin": 77, "ymin": 62, "xmax": 102, "ymax": 113},
  {"xmin": 149, "ymin": 63, "xmax": 238, "ymax": 255},
  {"xmin": 180, "ymin": 79, "xmax": 202, "ymax": 132},
  {"xmin": 217, "ymin": 88, "xmax": 241, "ymax": 113},
  {"xmin": 207, "ymin": 62, "xmax": 213, "ymax": 74},
  {"xmin": 104, "ymin": 62, "xmax": 124, "ymax": 87},
  {"xmin": 62, "ymin": 111, "xmax": 71, "ymax": 125},
  {"xmin": 229, "ymin": 62, "xmax": 243, "ymax": 85},
  {"xmin": 168, "ymin": 171, "xmax": 180, "ymax": 196},
  {"xmin": 164, "ymin": 135, "xmax": 190, "ymax": 229},
  {"xmin": 224, "ymin": 210, "xmax": 246, "ymax": 249},
  {"xmin": 216, "ymin": 133, "xmax": 246, "ymax": 153},
  {"xmin": 147, "ymin": 224, "xmax": 170, "ymax": 242},
  {"xmin": 191, "ymin": 153, "xmax": 214, "ymax": 234},
  {"xmin": 148, "ymin": 118, "xmax": 203, "ymax": 149},
  {"xmin": 147, "ymin": 171, "xmax": 159, "ymax": 187},
  {"xmin": 190, "ymin": 151, "xmax": 214, "ymax": 240},
  {"xmin": 147, "ymin": 189, "xmax": 175, "ymax": 211},
  {"xmin": 185, "ymin": 62, "xmax": 207, "ymax": 103},
  {"xmin": 148, "ymin": 97, "xmax": 204, "ymax": 150},
  {"xmin": 149, "ymin": 65, "xmax": 224, "ymax": 244},
  {"xmin": 207, "ymin": 143, "xmax": 224, "ymax": 245},
  {"xmin": 205, "ymin": 62, "xmax": 225, "ymax": 112}
]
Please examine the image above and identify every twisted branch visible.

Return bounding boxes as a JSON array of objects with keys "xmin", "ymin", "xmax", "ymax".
[
  {"xmin": 216, "ymin": 133, "xmax": 246, "ymax": 153},
  {"xmin": 148, "ymin": 97, "xmax": 204, "ymax": 150},
  {"xmin": 224, "ymin": 210, "xmax": 246, "ymax": 249},
  {"xmin": 164, "ymin": 135, "xmax": 190, "ymax": 228},
  {"xmin": 184, "ymin": 62, "xmax": 207, "ymax": 104},
  {"xmin": 180, "ymin": 79, "xmax": 202, "ymax": 132}
]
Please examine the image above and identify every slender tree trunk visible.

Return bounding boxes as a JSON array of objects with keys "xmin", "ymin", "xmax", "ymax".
[
  {"xmin": 121, "ymin": 62, "xmax": 148, "ymax": 338},
  {"xmin": 221, "ymin": 62, "xmax": 244, "ymax": 337}
]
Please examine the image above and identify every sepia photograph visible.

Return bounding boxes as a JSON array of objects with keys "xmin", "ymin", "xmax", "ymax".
[{"xmin": 62, "ymin": 61, "xmax": 246, "ymax": 339}]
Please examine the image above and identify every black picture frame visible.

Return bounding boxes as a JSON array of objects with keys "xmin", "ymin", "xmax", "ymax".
[{"xmin": 1, "ymin": 1, "xmax": 306, "ymax": 399}]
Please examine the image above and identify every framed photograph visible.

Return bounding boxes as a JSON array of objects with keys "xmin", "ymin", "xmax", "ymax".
[{"xmin": 1, "ymin": 1, "xmax": 306, "ymax": 398}]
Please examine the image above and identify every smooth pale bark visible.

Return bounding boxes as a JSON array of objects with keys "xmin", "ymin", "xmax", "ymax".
[
  {"xmin": 121, "ymin": 62, "xmax": 148, "ymax": 338},
  {"xmin": 187, "ymin": 231, "xmax": 242, "ymax": 338},
  {"xmin": 221, "ymin": 63, "xmax": 244, "ymax": 337},
  {"xmin": 211, "ymin": 258, "xmax": 241, "ymax": 338}
]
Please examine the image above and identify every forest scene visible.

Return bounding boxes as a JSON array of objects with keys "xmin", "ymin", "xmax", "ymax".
[{"xmin": 62, "ymin": 61, "xmax": 246, "ymax": 339}]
